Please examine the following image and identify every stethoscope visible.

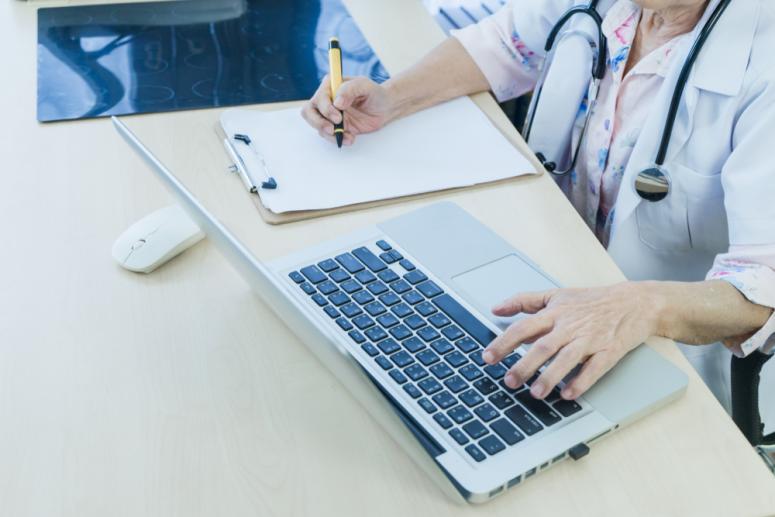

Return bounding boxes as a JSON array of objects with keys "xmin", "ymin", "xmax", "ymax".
[{"xmin": 523, "ymin": 0, "xmax": 731, "ymax": 202}]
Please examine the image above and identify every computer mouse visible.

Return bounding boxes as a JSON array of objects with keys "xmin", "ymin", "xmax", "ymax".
[{"xmin": 112, "ymin": 205, "xmax": 205, "ymax": 273}]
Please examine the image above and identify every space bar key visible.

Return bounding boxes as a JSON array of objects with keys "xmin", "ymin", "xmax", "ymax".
[{"xmin": 432, "ymin": 294, "xmax": 497, "ymax": 347}]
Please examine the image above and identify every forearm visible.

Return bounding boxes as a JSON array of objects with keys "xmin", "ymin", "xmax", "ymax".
[
  {"xmin": 383, "ymin": 37, "xmax": 489, "ymax": 122},
  {"xmin": 647, "ymin": 280, "xmax": 773, "ymax": 346}
]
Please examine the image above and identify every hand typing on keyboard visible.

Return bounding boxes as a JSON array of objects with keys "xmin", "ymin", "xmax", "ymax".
[{"xmin": 483, "ymin": 283, "xmax": 659, "ymax": 402}]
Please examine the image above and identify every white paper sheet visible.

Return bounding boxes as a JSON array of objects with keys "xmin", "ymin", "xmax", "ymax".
[{"xmin": 220, "ymin": 97, "xmax": 536, "ymax": 214}]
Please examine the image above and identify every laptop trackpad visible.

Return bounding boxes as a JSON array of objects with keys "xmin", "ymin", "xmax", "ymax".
[{"xmin": 452, "ymin": 254, "xmax": 557, "ymax": 330}]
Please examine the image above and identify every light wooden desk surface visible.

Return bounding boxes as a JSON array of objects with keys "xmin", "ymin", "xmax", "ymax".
[{"xmin": 3, "ymin": 0, "xmax": 775, "ymax": 515}]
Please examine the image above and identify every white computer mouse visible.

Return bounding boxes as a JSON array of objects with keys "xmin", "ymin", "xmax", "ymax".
[{"xmin": 112, "ymin": 205, "xmax": 205, "ymax": 273}]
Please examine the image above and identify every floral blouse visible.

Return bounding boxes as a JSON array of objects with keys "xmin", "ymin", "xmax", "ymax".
[{"xmin": 453, "ymin": 0, "xmax": 775, "ymax": 356}]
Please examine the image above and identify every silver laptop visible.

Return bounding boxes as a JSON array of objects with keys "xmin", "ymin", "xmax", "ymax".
[{"xmin": 113, "ymin": 116, "xmax": 688, "ymax": 504}]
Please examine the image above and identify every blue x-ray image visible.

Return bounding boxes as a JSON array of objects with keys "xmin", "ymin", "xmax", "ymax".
[{"xmin": 37, "ymin": 0, "xmax": 389, "ymax": 122}]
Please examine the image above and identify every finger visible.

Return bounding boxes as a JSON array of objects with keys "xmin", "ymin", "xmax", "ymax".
[
  {"xmin": 312, "ymin": 75, "xmax": 342, "ymax": 123},
  {"xmin": 529, "ymin": 341, "xmax": 586, "ymax": 399},
  {"xmin": 333, "ymin": 77, "xmax": 373, "ymax": 110},
  {"xmin": 342, "ymin": 132, "xmax": 356, "ymax": 146},
  {"xmin": 483, "ymin": 314, "xmax": 553, "ymax": 364},
  {"xmin": 317, "ymin": 128, "xmax": 337, "ymax": 145},
  {"xmin": 492, "ymin": 290, "xmax": 556, "ymax": 317},
  {"xmin": 560, "ymin": 351, "xmax": 618, "ymax": 400},
  {"xmin": 504, "ymin": 330, "xmax": 570, "ymax": 388},
  {"xmin": 301, "ymin": 104, "xmax": 335, "ymax": 134}
]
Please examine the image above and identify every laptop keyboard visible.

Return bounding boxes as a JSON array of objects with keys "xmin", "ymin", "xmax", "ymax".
[{"xmin": 288, "ymin": 239, "xmax": 583, "ymax": 464}]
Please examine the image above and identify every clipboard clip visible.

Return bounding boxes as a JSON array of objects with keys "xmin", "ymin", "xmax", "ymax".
[{"xmin": 233, "ymin": 133, "xmax": 277, "ymax": 190}]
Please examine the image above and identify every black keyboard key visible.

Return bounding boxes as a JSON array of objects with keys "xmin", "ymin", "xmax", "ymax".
[
  {"xmin": 489, "ymin": 391, "xmax": 515, "ymax": 410},
  {"xmin": 416, "ymin": 301, "xmax": 437, "ymax": 317},
  {"xmin": 402, "ymin": 290, "xmax": 424, "ymax": 305},
  {"xmin": 431, "ymin": 339, "xmax": 454, "ymax": 355},
  {"xmin": 360, "ymin": 343, "xmax": 379, "ymax": 357},
  {"xmin": 300, "ymin": 282, "xmax": 316, "ymax": 295},
  {"xmin": 465, "ymin": 444, "xmax": 486, "ymax": 462},
  {"xmin": 390, "ymin": 279, "xmax": 412, "ymax": 294},
  {"xmin": 460, "ymin": 364, "xmax": 483, "ymax": 382},
  {"xmin": 389, "ymin": 249, "xmax": 403, "ymax": 261},
  {"xmin": 474, "ymin": 403, "xmax": 499, "ymax": 422},
  {"xmin": 430, "ymin": 362, "xmax": 454, "ymax": 380},
  {"xmin": 353, "ymin": 315, "xmax": 375, "ymax": 330},
  {"xmin": 404, "ymin": 270, "xmax": 428, "ymax": 285},
  {"xmin": 379, "ymin": 251, "xmax": 397, "ymax": 264},
  {"xmin": 417, "ymin": 327, "xmax": 441, "ymax": 343},
  {"xmin": 391, "ymin": 303, "xmax": 413, "ymax": 318},
  {"xmin": 355, "ymin": 270, "xmax": 377, "ymax": 284},
  {"xmin": 418, "ymin": 377, "xmax": 443, "ymax": 395},
  {"xmin": 404, "ymin": 364, "xmax": 429, "ymax": 381},
  {"xmin": 399, "ymin": 259, "xmax": 416, "ymax": 271},
  {"xmin": 324, "ymin": 305, "xmax": 340, "ymax": 319},
  {"xmin": 365, "ymin": 302, "xmax": 387, "ymax": 317},
  {"xmin": 365, "ymin": 326, "xmax": 388, "ymax": 343},
  {"xmin": 444, "ymin": 375, "xmax": 468, "ymax": 393},
  {"xmin": 352, "ymin": 247, "xmax": 387, "ymax": 272},
  {"xmin": 478, "ymin": 436, "xmax": 506, "ymax": 456},
  {"xmin": 375, "ymin": 355, "xmax": 392, "ymax": 370},
  {"xmin": 499, "ymin": 379, "xmax": 522, "ymax": 394},
  {"xmin": 455, "ymin": 337, "xmax": 478, "ymax": 353},
  {"xmin": 391, "ymin": 350, "xmax": 414, "ymax": 368},
  {"xmin": 490, "ymin": 418, "xmax": 524, "ymax": 446},
  {"xmin": 404, "ymin": 314, "xmax": 426, "ymax": 330},
  {"xmin": 417, "ymin": 280, "xmax": 443, "ymax": 298},
  {"xmin": 340, "ymin": 303, "xmax": 362, "ymax": 319},
  {"xmin": 428, "ymin": 313, "xmax": 451, "ymax": 328},
  {"xmin": 526, "ymin": 373, "xmax": 540, "ymax": 386},
  {"xmin": 445, "ymin": 351, "xmax": 469, "ymax": 368},
  {"xmin": 553, "ymin": 399, "xmax": 583, "ymax": 417},
  {"xmin": 442, "ymin": 325, "xmax": 464, "ymax": 341},
  {"xmin": 376, "ymin": 240, "xmax": 391, "ymax": 251},
  {"xmin": 502, "ymin": 353, "xmax": 521, "ymax": 368},
  {"xmin": 389, "ymin": 324, "xmax": 412, "ymax": 341},
  {"xmin": 474, "ymin": 378, "xmax": 499, "ymax": 396},
  {"xmin": 545, "ymin": 388, "xmax": 561, "ymax": 403},
  {"xmin": 433, "ymin": 413, "xmax": 453, "ymax": 429},
  {"xmin": 300, "ymin": 265, "xmax": 327, "ymax": 284},
  {"xmin": 367, "ymin": 281, "xmax": 389, "ymax": 295},
  {"xmin": 317, "ymin": 259, "xmax": 339, "ymax": 272},
  {"xmin": 377, "ymin": 338, "xmax": 401, "ymax": 355},
  {"xmin": 418, "ymin": 398, "xmax": 437, "ymax": 414},
  {"xmin": 433, "ymin": 294, "xmax": 496, "ymax": 346},
  {"xmin": 417, "ymin": 349, "xmax": 440, "ymax": 366},
  {"xmin": 403, "ymin": 336, "xmax": 426, "ymax": 353},
  {"xmin": 515, "ymin": 391, "xmax": 562, "ymax": 426},
  {"xmin": 335, "ymin": 253, "xmax": 365, "ymax": 273},
  {"xmin": 432, "ymin": 390, "xmax": 457, "ymax": 410},
  {"xmin": 469, "ymin": 350, "xmax": 485, "ymax": 366},
  {"xmin": 348, "ymin": 330, "xmax": 365, "ymax": 344},
  {"xmin": 389, "ymin": 369, "xmax": 408, "ymax": 384},
  {"xmin": 336, "ymin": 317, "xmax": 353, "ymax": 331},
  {"xmin": 317, "ymin": 280, "xmax": 338, "ymax": 296},
  {"xmin": 378, "ymin": 269, "xmax": 399, "ymax": 284},
  {"xmin": 311, "ymin": 294, "xmax": 327, "ymax": 307},
  {"xmin": 460, "ymin": 389, "xmax": 484, "ymax": 408},
  {"xmin": 329, "ymin": 269, "xmax": 350, "ymax": 283},
  {"xmin": 449, "ymin": 428, "xmax": 469, "ymax": 445},
  {"xmin": 403, "ymin": 383, "xmax": 422, "ymax": 399},
  {"xmin": 376, "ymin": 313, "xmax": 400, "ymax": 328},
  {"xmin": 484, "ymin": 364, "xmax": 508, "ymax": 380},
  {"xmin": 463, "ymin": 420, "xmax": 488, "ymax": 439},
  {"xmin": 504, "ymin": 405, "xmax": 544, "ymax": 436},
  {"xmin": 448, "ymin": 405, "xmax": 474, "ymax": 424},
  {"xmin": 352, "ymin": 290, "xmax": 375, "ymax": 305},
  {"xmin": 329, "ymin": 291, "xmax": 350, "ymax": 306},
  {"xmin": 289, "ymin": 271, "xmax": 305, "ymax": 283},
  {"xmin": 379, "ymin": 292, "xmax": 401, "ymax": 306}
]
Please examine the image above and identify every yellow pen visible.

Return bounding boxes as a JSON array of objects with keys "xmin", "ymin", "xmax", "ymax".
[{"xmin": 328, "ymin": 37, "xmax": 345, "ymax": 148}]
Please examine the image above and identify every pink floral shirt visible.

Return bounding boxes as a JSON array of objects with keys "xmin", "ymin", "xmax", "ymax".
[{"xmin": 453, "ymin": 0, "xmax": 775, "ymax": 356}]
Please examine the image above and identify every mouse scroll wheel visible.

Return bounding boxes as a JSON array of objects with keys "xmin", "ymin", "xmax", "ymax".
[{"xmin": 131, "ymin": 239, "xmax": 147, "ymax": 251}]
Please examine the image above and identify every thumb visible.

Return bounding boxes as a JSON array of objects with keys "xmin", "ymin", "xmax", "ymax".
[{"xmin": 333, "ymin": 78, "xmax": 373, "ymax": 110}]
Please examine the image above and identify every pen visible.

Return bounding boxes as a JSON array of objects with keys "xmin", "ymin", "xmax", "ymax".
[
  {"xmin": 328, "ymin": 37, "xmax": 345, "ymax": 148},
  {"xmin": 224, "ymin": 137, "xmax": 257, "ymax": 194}
]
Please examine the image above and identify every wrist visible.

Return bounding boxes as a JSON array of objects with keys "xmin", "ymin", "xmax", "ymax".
[
  {"xmin": 382, "ymin": 79, "xmax": 410, "ymax": 123},
  {"xmin": 639, "ymin": 281, "xmax": 674, "ymax": 338}
]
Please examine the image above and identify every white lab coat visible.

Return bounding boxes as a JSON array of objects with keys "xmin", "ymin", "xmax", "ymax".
[{"xmin": 515, "ymin": 0, "xmax": 775, "ymax": 415}]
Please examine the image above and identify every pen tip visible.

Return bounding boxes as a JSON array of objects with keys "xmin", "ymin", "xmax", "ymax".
[{"xmin": 336, "ymin": 133, "xmax": 343, "ymax": 148}]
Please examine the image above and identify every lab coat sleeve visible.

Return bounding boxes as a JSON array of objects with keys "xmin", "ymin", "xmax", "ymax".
[{"xmin": 450, "ymin": 0, "xmax": 574, "ymax": 102}]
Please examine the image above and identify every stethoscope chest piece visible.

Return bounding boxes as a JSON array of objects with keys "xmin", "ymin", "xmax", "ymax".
[{"xmin": 635, "ymin": 165, "xmax": 671, "ymax": 202}]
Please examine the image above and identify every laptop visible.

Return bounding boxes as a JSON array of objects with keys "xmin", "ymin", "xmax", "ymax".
[{"xmin": 112, "ymin": 116, "xmax": 688, "ymax": 504}]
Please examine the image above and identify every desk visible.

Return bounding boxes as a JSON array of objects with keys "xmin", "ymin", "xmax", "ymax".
[{"xmin": 3, "ymin": 1, "xmax": 775, "ymax": 516}]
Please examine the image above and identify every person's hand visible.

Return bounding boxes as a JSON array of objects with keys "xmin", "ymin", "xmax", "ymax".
[
  {"xmin": 483, "ymin": 282, "xmax": 661, "ymax": 401},
  {"xmin": 300, "ymin": 75, "xmax": 394, "ymax": 146}
]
